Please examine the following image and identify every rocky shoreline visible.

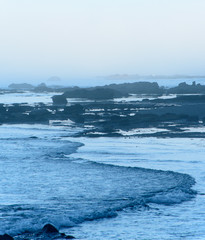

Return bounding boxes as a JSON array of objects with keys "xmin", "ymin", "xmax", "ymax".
[
  {"xmin": 1, "ymin": 81, "xmax": 205, "ymax": 239},
  {"xmin": 0, "ymin": 224, "xmax": 75, "ymax": 240},
  {"xmin": 0, "ymin": 92, "xmax": 205, "ymax": 138}
]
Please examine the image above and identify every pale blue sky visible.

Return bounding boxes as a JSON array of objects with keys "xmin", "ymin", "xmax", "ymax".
[{"xmin": 0, "ymin": 0, "xmax": 205, "ymax": 85}]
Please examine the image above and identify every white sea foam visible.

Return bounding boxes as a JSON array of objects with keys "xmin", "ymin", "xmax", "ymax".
[
  {"xmin": 118, "ymin": 128, "xmax": 169, "ymax": 136},
  {"xmin": 67, "ymin": 136, "xmax": 205, "ymax": 240},
  {"xmin": 0, "ymin": 125, "xmax": 196, "ymax": 237}
]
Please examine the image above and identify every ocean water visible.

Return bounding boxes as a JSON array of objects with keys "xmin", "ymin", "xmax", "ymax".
[
  {"xmin": 0, "ymin": 92, "xmax": 62, "ymax": 105},
  {"xmin": 0, "ymin": 124, "xmax": 204, "ymax": 239},
  {"xmin": 70, "ymin": 137, "xmax": 205, "ymax": 239},
  {"xmin": 0, "ymin": 90, "xmax": 205, "ymax": 239}
]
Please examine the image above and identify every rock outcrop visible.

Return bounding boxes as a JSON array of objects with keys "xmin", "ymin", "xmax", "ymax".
[
  {"xmin": 42, "ymin": 224, "xmax": 59, "ymax": 233},
  {"xmin": 0, "ymin": 234, "xmax": 14, "ymax": 240},
  {"xmin": 8, "ymin": 83, "xmax": 34, "ymax": 90},
  {"xmin": 63, "ymin": 88, "xmax": 127, "ymax": 100},
  {"xmin": 52, "ymin": 95, "xmax": 68, "ymax": 105}
]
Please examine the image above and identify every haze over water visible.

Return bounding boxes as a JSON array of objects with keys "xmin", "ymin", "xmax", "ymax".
[{"xmin": 0, "ymin": 0, "xmax": 205, "ymax": 86}]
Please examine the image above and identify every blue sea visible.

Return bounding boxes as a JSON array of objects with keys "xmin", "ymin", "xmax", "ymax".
[{"xmin": 0, "ymin": 89, "xmax": 205, "ymax": 239}]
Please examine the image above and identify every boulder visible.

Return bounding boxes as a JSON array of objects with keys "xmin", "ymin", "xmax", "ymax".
[
  {"xmin": 41, "ymin": 224, "xmax": 76, "ymax": 239},
  {"xmin": 52, "ymin": 95, "xmax": 67, "ymax": 105},
  {"xmin": 0, "ymin": 234, "xmax": 14, "ymax": 240},
  {"xmin": 42, "ymin": 223, "xmax": 59, "ymax": 233}
]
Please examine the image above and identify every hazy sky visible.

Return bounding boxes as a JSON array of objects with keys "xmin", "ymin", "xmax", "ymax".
[{"xmin": 0, "ymin": 0, "xmax": 205, "ymax": 85}]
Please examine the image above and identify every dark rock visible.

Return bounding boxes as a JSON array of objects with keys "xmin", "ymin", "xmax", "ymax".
[
  {"xmin": 29, "ymin": 136, "xmax": 38, "ymax": 139},
  {"xmin": 7, "ymin": 105, "xmax": 24, "ymax": 113},
  {"xmin": 52, "ymin": 95, "xmax": 68, "ymax": 105},
  {"xmin": 42, "ymin": 224, "xmax": 59, "ymax": 233},
  {"xmin": 104, "ymin": 81, "xmax": 163, "ymax": 94},
  {"xmin": 168, "ymin": 81, "xmax": 205, "ymax": 94},
  {"xmin": 34, "ymin": 83, "xmax": 51, "ymax": 92},
  {"xmin": 175, "ymin": 95, "xmax": 205, "ymax": 102},
  {"xmin": 28, "ymin": 109, "xmax": 50, "ymax": 122},
  {"xmin": 63, "ymin": 88, "xmax": 126, "ymax": 100},
  {"xmin": 60, "ymin": 104, "xmax": 85, "ymax": 123},
  {"xmin": 0, "ymin": 234, "xmax": 14, "ymax": 240},
  {"xmin": 67, "ymin": 113, "xmax": 85, "ymax": 124},
  {"xmin": 187, "ymin": 115, "xmax": 199, "ymax": 122},
  {"xmin": 29, "ymin": 109, "xmax": 50, "ymax": 116},
  {"xmin": 60, "ymin": 233, "xmax": 76, "ymax": 239},
  {"xmin": 65, "ymin": 235, "xmax": 75, "ymax": 239},
  {"xmin": 0, "ymin": 106, "xmax": 6, "ymax": 113},
  {"xmin": 63, "ymin": 104, "xmax": 84, "ymax": 114}
]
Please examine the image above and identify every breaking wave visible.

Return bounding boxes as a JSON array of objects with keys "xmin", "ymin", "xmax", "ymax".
[{"xmin": 0, "ymin": 124, "xmax": 196, "ymax": 236}]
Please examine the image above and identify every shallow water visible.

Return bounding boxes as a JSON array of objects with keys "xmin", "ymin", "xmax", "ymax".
[
  {"xmin": 0, "ymin": 124, "xmax": 202, "ymax": 239},
  {"xmin": 0, "ymin": 92, "xmax": 62, "ymax": 105},
  {"xmin": 70, "ymin": 137, "xmax": 205, "ymax": 240}
]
